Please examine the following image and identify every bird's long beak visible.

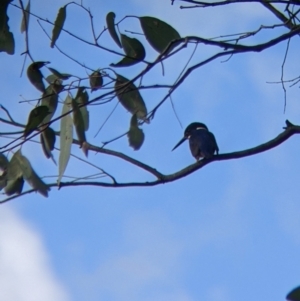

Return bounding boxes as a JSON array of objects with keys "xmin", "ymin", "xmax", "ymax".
[{"xmin": 172, "ymin": 137, "xmax": 186, "ymax": 151}]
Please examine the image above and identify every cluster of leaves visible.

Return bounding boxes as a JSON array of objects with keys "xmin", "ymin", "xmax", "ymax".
[{"xmin": 0, "ymin": 1, "xmax": 182, "ymax": 198}]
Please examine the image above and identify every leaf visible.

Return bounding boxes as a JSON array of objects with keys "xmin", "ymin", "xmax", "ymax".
[
  {"xmin": 4, "ymin": 177, "xmax": 24, "ymax": 196},
  {"xmin": 4, "ymin": 150, "xmax": 24, "ymax": 196},
  {"xmin": 58, "ymin": 95, "xmax": 73, "ymax": 185},
  {"xmin": 89, "ymin": 70, "xmax": 103, "ymax": 92},
  {"xmin": 24, "ymin": 106, "xmax": 50, "ymax": 137},
  {"xmin": 20, "ymin": 0, "xmax": 30, "ymax": 33},
  {"xmin": 106, "ymin": 12, "xmax": 122, "ymax": 48},
  {"xmin": 287, "ymin": 286, "xmax": 300, "ymax": 301},
  {"xmin": 41, "ymin": 127, "xmax": 56, "ymax": 159},
  {"xmin": 27, "ymin": 61, "xmax": 49, "ymax": 92},
  {"xmin": 0, "ymin": 152, "xmax": 8, "ymax": 171},
  {"xmin": 74, "ymin": 87, "xmax": 89, "ymax": 131},
  {"xmin": 72, "ymin": 98, "xmax": 87, "ymax": 153},
  {"xmin": 46, "ymin": 74, "xmax": 63, "ymax": 85},
  {"xmin": 111, "ymin": 34, "xmax": 145, "ymax": 67},
  {"xmin": 139, "ymin": 16, "xmax": 180, "ymax": 53},
  {"xmin": 115, "ymin": 74, "xmax": 148, "ymax": 122},
  {"xmin": 51, "ymin": 5, "xmax": 67, "ymax": 48},
  {"xmin": 15, "ymin": 151, "xmax": 50, "ymax": 197},
  {"xmin": 41, "ymin": 85, "xmax": 59, "ymax": 125},
  {"xmin": 48, "ymin": 67, "xmax": 72, "ymax": 80},
  {"xmin": 127, "ymin": 114, "xmax": 145, "ymax": 150},
  {"xmin": 0, "ymin": 0, "xmax": 15, "ymax": 54}
]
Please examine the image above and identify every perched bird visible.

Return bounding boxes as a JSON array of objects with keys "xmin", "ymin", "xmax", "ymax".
[{"xmin": 172, "ymin": 122, "xmax": 219, "ymax": 161}]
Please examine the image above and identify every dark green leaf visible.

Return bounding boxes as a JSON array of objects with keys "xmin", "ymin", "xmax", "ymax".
[
  {"xmin": 0, "ymin": 152, "xmax": 8, "ymax": 171},
  {"xmin": 51, "ymin": 6, "xmax": 67, "ymax": 48},
  {"xmin": 48, "ymin": 67, "xmax": 71, "ymax": 80},
  {"xmin": 115, "ymin": 74, "xmax": 148, "ymax": 122},
  {"xmin": 287, "ymin": 286, "xmax": 300, "ymax": 301},
  {"xmin": 4, "ymin": 177, "xmax": 23, "ymax": 196},
  {"xmin": 20, "ymin": 0, "xmax": 30, "ymax": 33},
  {"xmin": 27, "ymin": 61, "xmax": 49, "ymax": 92},
  {"xmin": 16, "ymin": 151, "xmax": 50, "ymax": 197},
  {"xmin": 72, "ymin": 98, "xmax": 87, "ymax": 151},
  {"xmin": 0, "ymin": 0, "xmax": 15, "ymax": 54},
  {"xmin": 89, "ymin": 70, "xmax": 103, "ymax": 92},
  {"xmin": 4, "ymin": 150, "xmax": 24, "ymax": 196},
  {"xmin": 106, "ymin": 12, "xmax": 122, "ymax": 48},
  {"xmin": 46, "ymin": 74, "xmax": 63, "ymax": 85},
  {"xmin": 24, "ymin": 106, "xmax": 50, "ymax": 137},
  {"xmin": 41, "ymin": 127, "xmax": 56, "ymax": 159},
  {"xmin": 139, "ymin": 16, "xmax": 180, "ymax": 53},
  {"xmin": 74, "ymin": 87, "xmax": 89, "ymax": 131},
  {"xmin": 111, "ymin": 34, "xmax": 145, "ymax": 67},
  {"xmin": 127, "ymin": 114, "xmax": 144, "ymax": 150},
  {"xmin": 41, "ymin": 85, "xmax": 59, "ymax": 124}
]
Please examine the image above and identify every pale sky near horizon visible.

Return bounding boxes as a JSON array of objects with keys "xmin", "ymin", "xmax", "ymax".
[{"xmin": 0, "ymin": 1, "xmax": 300, "ymax": 301}]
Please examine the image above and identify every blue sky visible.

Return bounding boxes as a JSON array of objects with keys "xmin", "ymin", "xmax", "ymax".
[{"xmin": 1, "ymin": 0, "xmax": 300, "ymax": 301}]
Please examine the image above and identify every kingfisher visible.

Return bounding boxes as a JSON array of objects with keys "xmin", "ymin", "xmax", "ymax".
[{"xmin": 172, "ymin": 122, "xmax": 219, "ymax": 161}]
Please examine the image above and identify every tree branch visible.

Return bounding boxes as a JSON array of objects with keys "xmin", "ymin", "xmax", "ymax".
[{"xmin": 1, "ymin": 120, "xmax": 299, "ymax": 204}]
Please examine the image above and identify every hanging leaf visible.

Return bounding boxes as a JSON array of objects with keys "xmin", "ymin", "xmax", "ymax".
[
  {"xmin": 27, "ymin": 61, "xmax": 49, "ymax": 92},
  {"xmin": 106, "ymin": 12, "xmax": 122, "ymax": 48},
  {"xmin": 127, "ymin": 114, "xmax": 145, "ymax": 150},
  {"xmin": 46, "ymin": 74, "xmax": 63, "ymax": 85},
  {"xmin": 115, "ymin": 74, "xmax": 148, "ymax": 122},
  {"xmin": 0, "ymin": 174, "xmax": 7, "ymax": 191},
  {"xmin": 15, "ymin": 151, "xmax": 50, "ymax": 197},
  {"xmin": 41, "ymin": 127, "xmax": 56, "ymax": 159},
  {"xmin": 24, "ymin": 106, "xmax": 50, "ymax": 137},
  {"xmin": 41, "ymin": 85, "xmax": 59, "ymax": 125},
  {"xmin": 0, "ymin": 0, "xmax": 15, "ymax": 54},
  {"xmin": 72, "ymin": 98, "xmax": 88, "ymax": 156},
  {"xmin": 74, "ymin": 87, "xmax": 89, "ymax": 131},
  {"xmin": 139, "ymin": 16, "xmax": 180, "ymax": 54},
  {"xmin": 287, "ymin": 286, "xmax": 300, "ymax": 301},
  {"xmin": 4, "ymin": 150, "xmax": 24, "ymax": 196},
  {"xmin": 58, "ymin": 95, "xmax": 73, "ymax": 185},
  {"xmin": 89, "ymin": 70, "xmax": 103, "ymax": 92},
  {"xmin": 4, "ymin": 177, "xmax": 24, "ymax": 196},
  {"xmin": 48, "ymin": 67, "xmax": 72, "ymax": 80},
  {"xmin": 51, "ymin": 5, "xmax": 67, "ymax": 48},
  {"xmin": 20, "ymin": 0, "xmax": 30, "ymax": 33},
  {"xmin": 111, "ymin": 34, "xmax": 145, "ymax": 67},
  {"xmin": 0, "ymin": 152, "xmax": 8, "ymax": 171}
]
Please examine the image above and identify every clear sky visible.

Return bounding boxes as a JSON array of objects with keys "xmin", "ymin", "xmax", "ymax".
[{"xmin": 1, "ymin": 1, "xmax": 300, "ymax": 301}]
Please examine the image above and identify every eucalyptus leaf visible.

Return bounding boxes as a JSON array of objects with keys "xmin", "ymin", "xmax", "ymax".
[
  {"xmin": 24, "ymin": 106, "xmax": 50, "ymax": 137},
  {"xmin": 41, "ymin": 127, "xmax": 56, "ymax": 159},
  {"xmin": 48, "ymin": 67, "xmax": 72, "ymax": 80},
  {"xmin": 27, "ymin": 61, "xmax": 49, "ymax": 92},
  {"xmin": 16, "ymin": 151, "xmax": 50, "ymax": 197},
  {"xmin": 115, "ymin": 74, "xmax": 148, "ymax": 121},
  {"xmin": 72, "ymin": 98, "xmax": 87, "ymax": 154},
  {"xmin": 74, "ymin": 87, "xmax": 89, "ymax": 131},
  {"xmin": 20, "ymin": 0, "xmax": 30, "ymax": 33},
  {"xmin": 0, "ymin": 152, "xmax": 8, "ymax": 171},
  {"xmin": 127, "ymin": 114, "xmax": 145, "ymax": 150},
  {"xmin": 4, "ymin": 177, "xmax": 23, "ymax": 196},
  {"xmin": 4, "ymin": 150, "xmax": 24, "ymax": 196},
  {"xmin": 111, "ymin": 34, "xmax": 145, "ymax": 67},
  {"xmin": 106, "ymin": 12, "xmax": 122, "ymax": 48},
  {"xmin": 51, "ymin": 5, "xmax": 67, "ymax": 48},
  {"xmin": 41, "ymin": 85, "xmax": 59, "ymax": 125},
  {"xmin": 139, "ymin": 16, "xmax": 180, "ymax": 53},
  {"xmin": 58, "ymin": 95, "xmax": 73, "ymax": 185},
  {"xmin": 0, "ymin": 0, "xmax": 15, "ymax": 54}
]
